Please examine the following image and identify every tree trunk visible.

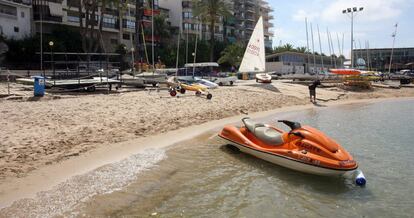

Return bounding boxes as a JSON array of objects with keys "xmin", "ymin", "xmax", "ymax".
[
  {"xmin": 79, "ymin": 0, "xmax": 87, "ymax": 53},
  {"xmin": 209, "ymin": 19, "xmax": 215, "ymax": 62},
  {"xmin": 98, "ymin": 1, "xmax": 106, "ymax": 53},
  {"xmin": 135, "ymin": 0, "xmax": 144, "ymax": 67}
]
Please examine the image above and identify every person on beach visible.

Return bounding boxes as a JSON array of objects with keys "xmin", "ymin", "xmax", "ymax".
[{"xmin": 308, "ymin": 80, "xmax": 321, "ymax": 103}]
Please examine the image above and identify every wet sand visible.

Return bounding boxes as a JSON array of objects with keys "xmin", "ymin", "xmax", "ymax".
[{"xmin": 1, "ymin": 80, "xmax": 414, "ymax": 207}]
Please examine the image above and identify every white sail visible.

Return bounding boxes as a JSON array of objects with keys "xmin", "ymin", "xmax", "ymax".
[{"xmin": 239, "ymin": 16, "xmax": 266, "ymax": 73}]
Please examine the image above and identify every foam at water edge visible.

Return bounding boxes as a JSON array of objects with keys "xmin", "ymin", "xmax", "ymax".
[{"xmin": 0, "ymin": 148, "xmax": 167, "ymax": 218}]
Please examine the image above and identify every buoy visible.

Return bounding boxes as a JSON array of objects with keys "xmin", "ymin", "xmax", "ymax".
[{"xmin": 354, "ymin": 169, "xmax": 366, "ymax": 186}]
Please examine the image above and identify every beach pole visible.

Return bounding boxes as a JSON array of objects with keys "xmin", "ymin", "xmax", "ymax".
[
  {"xmin": 7, "ymin": 69, "xmax": 10, "ymax": 95},
  {"xmin": 151, "ymin": 0, "xmax": 155, "ymax": 73},
  {"xmin": 40, "ymin": 0, "xmax": 43, "ymax": 73},
  {"xmin": 185, "ymin": 24, "xmax": 189, "ymax": 76}
]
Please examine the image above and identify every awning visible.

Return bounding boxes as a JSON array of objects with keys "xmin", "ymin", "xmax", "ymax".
[
  {"xmin": 48, "ymin": 2, "xmax": 63, "ymax": 17},
  {"xmin": 184, "ymin": 62, "xmax": 219, "ymax": 68}
]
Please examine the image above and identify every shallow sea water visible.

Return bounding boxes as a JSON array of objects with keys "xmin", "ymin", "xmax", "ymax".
[{"xmin": 2, "ymin": 99, "xmax": 414, "ymax": 217}]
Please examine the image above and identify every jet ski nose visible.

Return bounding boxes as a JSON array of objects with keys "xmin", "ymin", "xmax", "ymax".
[{"xmin": 354, "ymin": 170, "xmax": 367, "ymax": 186}]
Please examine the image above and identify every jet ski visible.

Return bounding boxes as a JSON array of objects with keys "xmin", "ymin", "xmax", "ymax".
[{"xmin": 219, "ymin": 118, "xmax": 358, "ymax": 176}]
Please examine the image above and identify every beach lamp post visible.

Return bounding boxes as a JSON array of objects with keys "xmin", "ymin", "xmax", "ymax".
[
  {"xmin": 48, "ymin": 41, "xmax": 54, "ymax": 85},
  {"xmin": 342, "ymin": 7, "xmax": 363, "ymax": 69}
]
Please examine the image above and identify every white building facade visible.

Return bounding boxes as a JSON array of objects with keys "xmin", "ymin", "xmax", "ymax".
[{"xmin": 0, "ymin": 0, "xmax": 31, "ymax": 39}]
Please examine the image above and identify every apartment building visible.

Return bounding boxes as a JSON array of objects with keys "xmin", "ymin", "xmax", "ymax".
[
  {"xmin": 31, "ymin": 0, "xmax": 169, "ymax": 52},
  {"xmin": 0, "ymin": 0, "xmax": 31, "ymax": 39},
  {"xmin": 159, "ymin": 0, "xmax": 274, "ymax": 48}
]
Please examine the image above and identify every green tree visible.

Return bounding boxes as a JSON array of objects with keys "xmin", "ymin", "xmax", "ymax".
[
  {"xmin": 153, "ymin": 14, "xmax": 172, "ymax": 45},
  {"xmin": 218, "ymin": 43, "xmax": 245, "ymax": 67},
  {"xmin": 273, "ymin": 43, "xmax": 296, "ymax": 53},
  {"xmin": 192, "ymin": 0, "xmax": 232, "ymax": 62}
]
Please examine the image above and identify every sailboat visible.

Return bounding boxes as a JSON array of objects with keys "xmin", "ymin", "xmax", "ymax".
[{"xmin": 239, "ymin": 16, "xmax": 271, "ymax": 83}]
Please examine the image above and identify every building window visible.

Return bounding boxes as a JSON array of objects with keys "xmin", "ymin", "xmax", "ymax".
[
  {"xmin": 21, "ymin": 11, "xmax": 24, "ymax": 18},
  {"xmin": 68, "ymin": 16, "xmax": 80, "ymax": 22},
  {"xmin": 123, "ymin": 34, "xmax": 130, "ymax": 40},
  {"xmin": 182, "ymin": 1, "xmax": 192, "ymax": 8},
  {"xmin": 123, "ymin": 19, "xmax": 135, "ymax": 29},
  {"xmin": 182, "ymin": 12, "xmax": 192, "ymax": 19},
  {"xmin": 0, "ymin": 4, "xmax": 17, "ymax": 17},
  {"xmin": 14, "ymin": 26, "xmax": 19, "ymax": 32},
  {"xmin": 103, "ymin": 16, "xmax": 118, "ymax": 29},
  {"xmin": 67, "ymin": 11, "xmax": 80, "ymax": 23},
  {"xmin": 110, "ymin": 38, "xmax": 118, "ymax": 44}
]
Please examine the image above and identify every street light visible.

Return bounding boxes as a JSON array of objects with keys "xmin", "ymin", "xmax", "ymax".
[
  {"xmin": 342, "ymin": 7, "xmax": 363, "ymax": 68},
  {"xmin": 48, "ymin": 41, "xmax": 54, "ymax": 85}
]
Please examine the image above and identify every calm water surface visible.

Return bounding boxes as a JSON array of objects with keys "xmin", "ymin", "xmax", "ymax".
[{"xmin": 2, "ymin": 99, "xmax": 414, "ymax": 217}]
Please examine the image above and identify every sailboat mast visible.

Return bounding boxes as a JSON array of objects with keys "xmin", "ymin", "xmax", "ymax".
[
  {"xmin": 310, "ymin": 23, "xmax": 316, "ymax": 72},
  {"xmin": 327, "ymin": 27, "xmax": 333, "ymax": 68},
  {"xmin": 175, "ymin": 27, "xmax": 181, "ymax": 77},
  {"xmin": 305, "ymin": 18, "xmax": 310, "ymax": 74},
  {"xmin": 366, "ymin": 41, "xmax": 371, "ymax": 71},
  {"xmin": 329, "ymin": 31, "xmax": 337, "ymax": 68},
  {"xmin": 341, "ymin": 33, "xmax": 345, "ymax": 58},
  {"xmin": 317, "ymin": 24, "xmax": 324, "ymax": 72},
  {"xmin": 336, "ymin": 33, "xmax": 342, "ymax": 57},
  {"xmin": 192, "ymin": 20, "xmax": 199, "ymax": 77},
  {"xmin": 388, "ymin": 23, "xmax": 398, "ymax": 74}
]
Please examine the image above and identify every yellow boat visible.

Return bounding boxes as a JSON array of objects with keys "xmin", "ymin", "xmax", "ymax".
[
  {"xmin": 180, "ymin": 83, "xmax": 207, "ymax": 92},
  {"xmin": 166, "ymin": 77, "xmax": 212, "ymax": 99}
]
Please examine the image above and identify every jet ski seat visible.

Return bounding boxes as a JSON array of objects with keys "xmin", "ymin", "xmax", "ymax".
[{"xmin": 242, "ymin": 118, "xmax": 284, "ymax": 146}]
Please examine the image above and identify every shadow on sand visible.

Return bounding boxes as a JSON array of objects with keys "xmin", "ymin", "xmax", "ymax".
[
  {"xmin": 313, "ymin": 101, "xmax": 328, "ymax": 107},
  {"xmin": 246, "ymin": 83, "xmax": 281, "ymax": 93}
]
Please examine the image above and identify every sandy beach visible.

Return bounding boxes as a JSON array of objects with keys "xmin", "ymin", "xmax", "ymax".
[{"xmin": 1, "ymin": 80, "xmax": 414, "ymax": 183}]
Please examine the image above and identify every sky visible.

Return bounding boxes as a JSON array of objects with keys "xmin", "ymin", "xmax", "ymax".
[{"xmin": 267, "ymin": 0, "xmax": 414, "ymax": 58}]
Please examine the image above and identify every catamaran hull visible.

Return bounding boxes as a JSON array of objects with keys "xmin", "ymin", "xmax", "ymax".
[{"xmin": 222, "ymin": 137, "xmax": 354, "ymax": 176}]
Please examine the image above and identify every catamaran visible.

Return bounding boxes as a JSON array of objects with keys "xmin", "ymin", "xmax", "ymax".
[{"xmin": 239, "ymin": 16, "xmax": 271, "ymax": 83}]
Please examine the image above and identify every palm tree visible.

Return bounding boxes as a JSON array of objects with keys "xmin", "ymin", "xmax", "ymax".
[
  {"xmin": 192, "ymin": 0, "xmax": 232, "ymax": 62},
  {"xmin": 282, "ymin": 43, "xmax": 294, "ymax": 51},
  {"xmin": 153, "ymin": 14, "xmax": 171, "ymax": 44},
  {"xmin": 218, "ymin": 43, "xmax": 245, "ymax": 67},
  {"xmin": 273, "ymin": 43, "xmax": 295, "ymax": 53},
  {"xmin": 296, "ymin": 46, "xmax": 307, "ymax": 53}
]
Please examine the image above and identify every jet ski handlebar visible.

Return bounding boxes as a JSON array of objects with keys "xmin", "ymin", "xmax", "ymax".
[{"xmin": 277, "ymin": 120, "xmax": 302, "ymax": 131}]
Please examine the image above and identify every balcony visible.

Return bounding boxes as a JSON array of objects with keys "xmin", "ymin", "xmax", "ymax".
[
  {"xmin": 143, "ymin": 9, "xmax": 160, "ymax": 16},
  {"xmin": 4, "ymin": 0, "xmax": 32, "ymax": 6},
  {"xmin": 245, "ymin": 15, "xmax": 255, "ymax": 21},
  {"xmin": 145, "ymin": 35, "xmax": 161, "ymax": 42},
  {"xmin": 245, "ymin": 6, "xmax": 255, "ymax": 13}
]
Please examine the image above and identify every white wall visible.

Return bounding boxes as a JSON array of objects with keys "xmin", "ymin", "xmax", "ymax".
[
  {"xmin": 266, "ymin": 62, "xmax": 305, "ymax": 74},
  {"xmin": 0, "ymin": 1, "xmax": 31, "ymax": 39}
]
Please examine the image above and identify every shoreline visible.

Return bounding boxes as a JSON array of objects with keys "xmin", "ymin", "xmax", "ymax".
[{"xmin": 1, "ymin": 96, "xmax": 413, "ymax": 208}]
